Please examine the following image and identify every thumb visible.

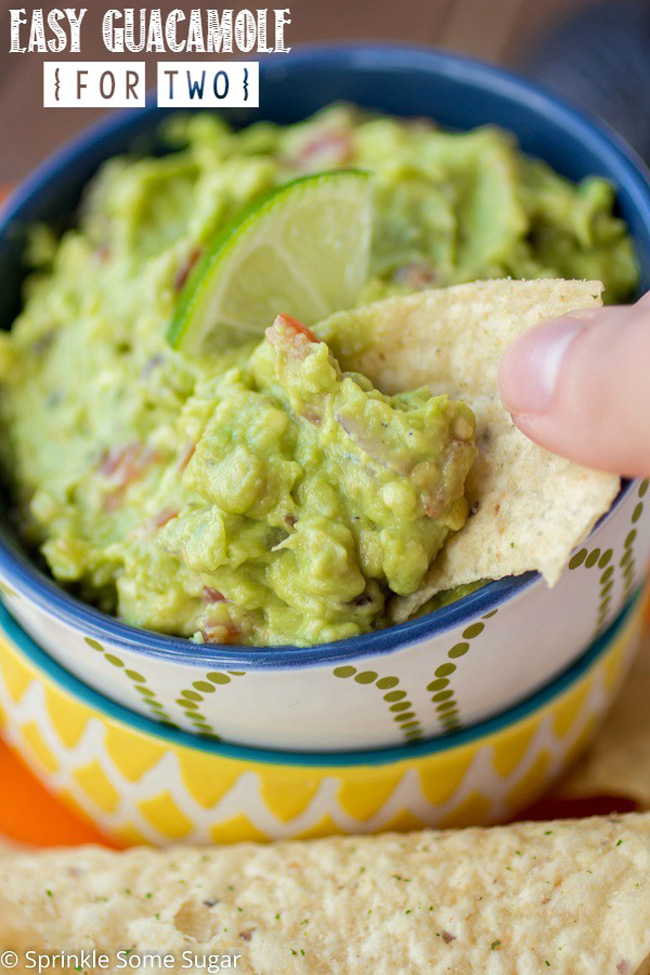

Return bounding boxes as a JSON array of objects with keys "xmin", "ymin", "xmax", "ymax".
[{"xmin": 498, "ymin": 295, "xmax": 650, "ymax": 478}]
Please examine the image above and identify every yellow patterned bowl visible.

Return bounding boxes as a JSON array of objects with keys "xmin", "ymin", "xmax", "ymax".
[{"xmin": 0, "ymin": 593, "xmax": 645, "ymax": 847}]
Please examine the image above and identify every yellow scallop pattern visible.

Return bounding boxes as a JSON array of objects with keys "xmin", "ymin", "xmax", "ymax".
[
  {"xmin": 0, "ymin": 594, "xmax": 644, "ymax": 846},
  {"xmin": 73, "ymin": 760, "xmax": 120, "ymax": 813}
]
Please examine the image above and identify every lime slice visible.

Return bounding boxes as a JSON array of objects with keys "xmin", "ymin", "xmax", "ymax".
[{"xmin": 168, "ymin": 170, "xmax": 373, "ymax": 355}]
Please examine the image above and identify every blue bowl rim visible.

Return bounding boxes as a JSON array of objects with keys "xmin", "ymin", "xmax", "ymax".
[
  {"xmin": 0, "ymin": 42, "xmax": 648, "ymax": 671},
  {"xmin": 0, "ymin": 589, "xmax": 641, "ymax": 766}
]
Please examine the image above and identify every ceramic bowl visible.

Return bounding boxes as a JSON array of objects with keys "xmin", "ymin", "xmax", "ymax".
[
  {"xmin": 1, "ymin": 46, "xmax": 650, "ymax": 751},
  {"xmin": 0, "ymin": 592, "xmax": 645, "ymax": 846}
]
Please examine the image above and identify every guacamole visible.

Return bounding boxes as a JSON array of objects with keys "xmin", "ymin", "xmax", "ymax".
[{"xmin": 0, "ymin": 106, "xmax": 638, "ymax": 646}]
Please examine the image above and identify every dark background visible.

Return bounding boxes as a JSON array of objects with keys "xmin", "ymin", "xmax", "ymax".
[{"xmin": 0, "ymin": 0, "xmax": 596, "ymax": 183}]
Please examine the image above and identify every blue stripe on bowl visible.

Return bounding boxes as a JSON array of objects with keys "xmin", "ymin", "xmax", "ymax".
[
  {"xmin": 0, "ymin": 529, "xmax": 536, "ymax": 667},
  {"xmin": 0, "ymin": 589, "xmax": 641, "ymax": 767}
]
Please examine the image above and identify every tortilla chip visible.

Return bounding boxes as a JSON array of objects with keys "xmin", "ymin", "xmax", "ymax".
[
  {"xmin": 320, "ymin": 279, "xmax": 619, "ymax": 620},
  {"xmin": 1, "ymin": 817, "xmax": 650, "ymax": 973},
  {"xmin": 561, "ymin": 623, "xmax": 650, "ymax": 807}
]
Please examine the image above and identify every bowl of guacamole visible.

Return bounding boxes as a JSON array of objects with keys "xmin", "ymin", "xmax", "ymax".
[{"xmin": 0, "ymin": 45, "xmax": 649, "ymax": 752}]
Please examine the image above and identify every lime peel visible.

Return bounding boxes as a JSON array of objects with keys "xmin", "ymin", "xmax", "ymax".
[{"xmin": 168, "ymin": 169, "xmax": 373, "ymax": 355}]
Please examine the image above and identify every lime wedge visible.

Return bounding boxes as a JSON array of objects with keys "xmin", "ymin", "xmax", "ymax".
[{"xmin": 168, "ymin": 169, "xmax": 373, "ymax": 355}]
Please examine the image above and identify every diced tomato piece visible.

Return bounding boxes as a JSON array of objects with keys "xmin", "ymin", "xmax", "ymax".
[
  {"xmin": 394, "ymin": 263, "xmax": 438, "ymax": 290},
  {"xmin": 275, "ymin": 314, "xmax": 318, "ymax": 343},
  {"xmin": 174, "ymin": 246, "xmax": 203, "ymax": 292},
  {"xmin": 200, "ymin": 620, "xmax": 241, "ymax": 645},
  {"xmin": 202, "ymin": 586, "xmax": 225, "ymax": 604},
  {"xmin": 144, "ymin": 508, "xmax": 178, "ymax": 532},
  {"xmin": 99, "ymin": 442, "xmax": 161, "ymax": 510},
  {"xmin": 294, "ymin": 132, "xmax": 353, "ymax": 168},
  {"xmin": 178, "ymin": 442, "xmax": 196, "ymax": 472},
  {"xmin": 99, "ymin": 442, "xmax": 140, "ymax": 478}
]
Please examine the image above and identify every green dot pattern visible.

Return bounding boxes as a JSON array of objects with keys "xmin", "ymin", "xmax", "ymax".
[
  {"xmin": 104, "ymin": 653, "xmax": 124, "ymax": 668},
  {"xmin": 333, "ymin": 666, "xmax": 356, "ymax": 678},
  {"xmin": 354, "ymin": 670, "xmax": 378, "ymax": 684},
  {"xmin": 572, "ymin": 536, "xmax": 622, "ymax": 638},
  {"xmin": 175, "ymin": 670, "xmax": 247, "ymax": 738},
  {"xmin": 621, "ymin": 481, "xmax": 646, "ymax": 604},
  {"xmin": 176, "ymin": 698, "xmax": 199, "ymax": 709},
  {"xmin": 206, "ymin": 672, "xmax": 232, "ymax": 685},
  {"xmin": 427, "ymin": 607, "xmax": 500, "ymax": 735},
  {"xmin": 462, "ymin": 623, "xmax": 484, "ymax": 639},
  {"xmin": 436, "ymin": 701, "xmax": 455, "ymax": 713},
  {"xmin": 589, "ymin": 546, "xmax": 615, "ymax": 636},
  {"xmin": 83, "ymin": 635, "xmax": 175, "ymax": 726},
  {"xmin": 394, "ymin": 711, "xmax": 416, "ymax": 722},
  {"xmin": 125, "ymin": 670, "xmax": 146, "ymax": 683},
  {"xmin": 433, "ymin": 663, "xmax": 456, "ymax": 679},
  {"xmin": 331, "ymin": 665, "xmax": 423, "ymax": 742},
  {"xmin": 569, "ymin": 548, "xmax": 588, "ymax": 570},
  {"xmin": 376, "ymin": 676, "xmax": 399, "ymax": 690},
  {"xmin": 448, "ymin": 643, "xmax": 469, "ymax": 659},
  {"xmin": 583, "ymin": 477, "xmax": 650, "ymax": 636}
]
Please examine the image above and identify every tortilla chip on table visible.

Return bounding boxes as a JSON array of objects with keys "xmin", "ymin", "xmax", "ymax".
[{"xmin": 1, "ymin": 815, "xmax": 650, "ymax": 973}]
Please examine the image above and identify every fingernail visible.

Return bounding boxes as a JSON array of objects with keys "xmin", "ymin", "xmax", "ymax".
[{"xmin": 499, "ymin": 310, "xmax": 597, "ymax": 415}]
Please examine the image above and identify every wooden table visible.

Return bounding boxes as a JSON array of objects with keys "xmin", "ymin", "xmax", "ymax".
[{"xmin": 0, "ymin": 0, "xmax": 595, "ymax": 183}]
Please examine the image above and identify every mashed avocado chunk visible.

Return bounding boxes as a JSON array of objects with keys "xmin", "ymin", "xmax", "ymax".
[
  {"xmin": 149, "ymin": 316, "xmax": 475, "ymax": 644},
  {"xmin": 0, "ymin": 313, "xmax": 475, "ymax": 646},
  {"xmin": 160, "ymin": 104, "xmax": 637, "ymax": 301},
  {"xmin": 0, "ymin": 105, "xmax": 637, "ymax": 646}
]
